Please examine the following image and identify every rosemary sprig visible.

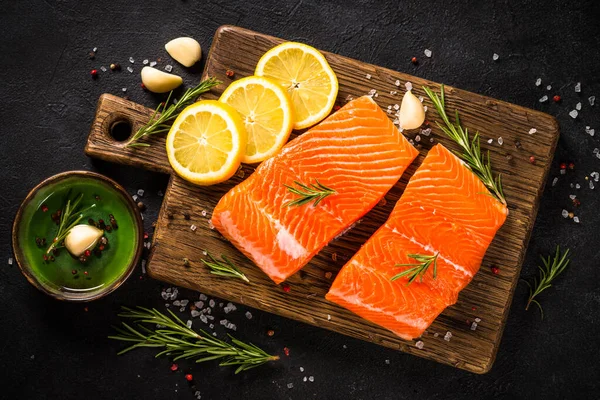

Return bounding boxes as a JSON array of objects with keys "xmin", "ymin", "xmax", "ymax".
[
  {"xmin": 284, "ymin": 180, "xmax": 336, "ymax": 207},
  {"xmin": 524, "ymin": 246, "xmax": 571, "ymax": 319},
  {"xmin": 391, "ymin": 253, "xmax": 439, "ymax": 285},
  {"xmin": 108, "ymin": 306, "xmax": 278, "ymax": 374},
  {"xmin": 125, "ymin": 77, "xmax": 222, "ymax": 147},
  {"xmin": 201, "ymin": 252, "xmax": 249, "ymax": 283},
  {"xmin": 46, "ymin": 191, "xmax": 96, "ymax": 254},
  {"xmin": 423, "ymin": 85, "xmax": 506, "ymax": 205}
]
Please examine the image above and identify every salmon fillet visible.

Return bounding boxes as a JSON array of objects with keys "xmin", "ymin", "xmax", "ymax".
[
  {"xmin": 211, "ymin": 96, "xmax": 418, "ymax": 284},
  {"xmin": 326, "ymin": 144, "xmax": 508, "ymax": 339}
]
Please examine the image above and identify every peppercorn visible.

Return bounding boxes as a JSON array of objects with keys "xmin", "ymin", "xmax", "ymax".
[
  {"xmin": 170, "ymin": 363, "xmax": 178, "ymax": 372},
  {"xmin": 41, "ymin": 204, "xmax": 48, "ymax": 212},
  {"xmin": 553, "ymin": 95, "xmax": 561, "ymax": 103},
  {"xmin": 91, "ymin": 69, "xmax": 98, "ymax": 78},
  {"xmin": 267, "ymin": 329, "xmax": 275, "ymax": 337},
  {"xmin": 333, "ymin": 105, "xmax": 341, "ymax": 111},
  {"xmin": 72, "ymin": 269, "xmax": 77, "ymax": 275},
  {"xmin": 529, "ymin": 156, "xmax": 536, "ymax": 164},
  {"xmin": 573, "ymin": 198, "xmax": 581, "ymax": 207},
  {"xmin": 560, "ymin": 162, "xmax": 566, "ymax": 169},
  {"xmin": 491, "ymin": 266, "xmax": 499, "ymax": 275},
  {"xmin": 98, "ymin": 219, "xmax": 106, "ymax": 229},
  {"xmin": 137, "ymin": 201, "xmax": 145, "ymax": 211},
  {"xmin": 568, "ymin": 212, "xmax": 574, "ymax": 218},
  {"xmin": 84, "ymin": 250, "xmax": 91, "ymax": 257},
  {"xmin": 185, "ymin": 374, "xmax": 193, "ymax": 382},
  {"xmin": 41, "ymin": 238, "xmax": 47, "ymax": 246},
  {"xmin": 84, "ymin": 271, "xmax": 88, "ymax": 275},
  {"xmin": 282, "ymin": 283, "xmax": 291, "ymax": 293},
  {"xmin": 110, "ymin": 63, "xmax": 120, "ymax": 71},
  {"xmin": 283, "ymin": 347, "xmax": 290, "ymax": 356},
  {"xmin": 183, "ymin": 257, "xmax": 190, "ymax": 267},
  {"xmin": 568, "ymin": 162, "xmax": 575, "ymax": 170},
  {"xmin": 99, "ymin": 245, "xmax": 105, "ymax": 251},
  {"xmin": 225, "ymin": 69, "xmax": 235, "ymax": 78},
  {"xmin": 411, "ymin": 57, "xmax": 418, "ymax": 64}
]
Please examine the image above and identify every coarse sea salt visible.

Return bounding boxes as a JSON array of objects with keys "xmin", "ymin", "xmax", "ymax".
[
  {"xmin": 589, "ymin": 96, "xmax": 596, "ymax": 106},
  {"xmin": 575, "ymin": 82, "xmax": 581, "ymax": 92},
  {"xmin": 569, "ymin": 110, "xmax": 578, "ymax": 119},
  {"xmin": 143, "ymin": 59, "xmax": 149, "ymax": 65},
  {"xmin": 245, "ymin": 311, "xmax": 252, "ymax": 319},
  {"xmin": 590, "ymin": 181, "xmax": 595, "ymax": 190},
  {"xmin": 576, "ymin": 184, "xmax": 581, "ymax": 189},
  {"xmin": 546, "ymin": 85, "xmax": 552, "ymax": 90},
  {"xmin": 100, "ymin": 66, "xmax": 107, "ymax": 72},
  {"xmin": 190, "ymin": 224, "xmax": 197, "ymax": 232},
  {"xmin": 529, "ymin": 128, "xmax": 537, "ymax": 134},
  {"xmin": 493, "ymin": 53, "xmax": 499, "ymax": 61},
  {"xmin": 487, "ymin": 138, "xmax": 493, "ymax": 144},
  {"xmin": 186, "ymin": 320, "xmax": 192, "ymax": 328},
  {"xmin": 444, "ymin": 331, "xmax": 452, "ymax": 341},
  {"xmin": 127, "ymin": 66, "xmax": 133, "ymax": 73},
  {"xmin": 497, "ymin": 137, "xmax": 504, "ymax": 145},
  {"xmin": 415, "ymin": 341, "xmax": 424, "ymax": 349},
  {"xmin": 165, "ymin": 65, "xmax": 173, "ymax": 72},
  {"xmin": 552, "ymin": 177, "xmax": 558, "ymax": 186},
  {"xmin": 535, "ymin": 78, "xmax": 542, "ymax": 86},
  {"xmin": 287, "ymin": 383, "xmax": 293, "ymax": 389},
  {"xmin": 424, "ymin": 49, "xmax": 432, "ymax": 57},
  {"xmin": 8, "ymin": 257, "xmax": 13, "ymax": 265},
  {"xmin": 129, "ymin": 57, "xmax": 135, "ymax": 64},
  {"xmin": 574, "ymin": 216, "xmax": 580, "ymax": 223},
  {"xmin": 309, "ymin": 376, "xmax": 315, "ymax": 382},
  {"xmin": 191, "ymin": 310, "xmax": 201, "ymax": 317},
  {"xmin": 405, "ymin": 82, "xmax": 413, "ymax": 91},
  {"xmin": 539, "ymin": 95, "xmax": 548, "ymax": 103},
  {"xmin": 576, "ymin": 102, "xmax": 582, "ymax": 111},
  {"xmin": 395, "ymin": 79, "xmax": 400, "ymax": 86},
  {"xmin": 149, "ymin": 61, "xmax": 157, "ymax": 67},
  {"xmin": 365, "ymin": 73, "xmax": 371, "ymax": 79}
]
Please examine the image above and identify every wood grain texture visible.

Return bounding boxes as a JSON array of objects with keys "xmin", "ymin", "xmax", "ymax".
[{"xmin": 84, "ymin": 25, "xmax": 559, "ymax": 374}]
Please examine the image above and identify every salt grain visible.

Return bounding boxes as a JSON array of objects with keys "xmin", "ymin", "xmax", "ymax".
[
  {"xmin": 535, "ymin": 78, "xmax": 542, "ymax": 86},
  {"xmin": 575, "ymin": 82, "xmax": 581, "ymax": 93},
  {"xmin": 186, "ymin": 320, "xmax": 192, "ymax": 328},
  {"xmin": 585, "ymin": 126, "xmax": 595, "ymax": 136},
  {"xmin": 327, "ymin": 314, "xmax": 331, "ymax": 321},
  {"xmin": 576, "ymin": 102, "xmax": 582, "ymax": 111},
  {"xmin": 415, "ymin": 135, "xmax": 421, "ymax": 143},
  {"xmin": 201, "ymin": 210, "xmax": 207, "ymax": 217},
  {"xmin": 209, "ymin": 299, "xmax": 215, "ymax": 308},
  {"xmin": 122, "ymin": 88, "xmax": 127, "ymax": 93},
  {"xmin": 395, "ymin": 79, "xmax": 400, "ymax": 86},
  {"xmin": 300, "ymin": 367, "xmax": 304, "ymax": 372},
  {"xmin": 497, "ymin": 137, "xmax": 504, "ymax": 145},
  {"xmin": 245, "ymin": 311, "xmax": 252, "ymax": 319},
  {"xmin": 8, "ymin": 257, "xmax": 13, "ymax": 265},
  {"xmin": 590, "ymin": 181, "xmax": 595, "ymax": 190},
  {"xmin": 470, "ymin": 322, "xmax": 478, "ymax": 331},
  {"xmin": 569, "ymin": 110, "xmax": 578, "ymax": 119},
  {"xmin": 287, "ymin": 383, "xmax": 294, "ymax": 389},
  {"xmin": 149, "ymin": 61, "xmax": 157, "ymax": 67},
  {"xmin": 444, "ymin": 331, "xmax": 452, "ymax": 342},
  {"xmin": 487, "ymin": 138, "xmax": 493, "ymax": 144},
  {"xmin": 421, "ymin": 128, "xmax": 431, "ymax": 136},
  {"xmin": 393, "ymin": 104, "xmax": 400, "ymax": 110},
  {"xmin": 529, "ymin": 128, "xmax": 537, "ymax": 135},
  {"xmin": 492, "ymin": 53, "xmax": 499, "ymax": 61},
  {"xmin": 589, "ymin": 96, "xmax": 596, "ymax": 106},
  {"xmin": 475, "ymin": 318, "xmax": 481, "ymax": 323},
  {"xmin": 434, "ymin": 333, "xmax": 439, "ymax": 338},
  {"xmin": 100, "ymin": 66, "xmax": 107, "ymax": 72},
  {"xmin": 158, "ymin": 190, "xmax": 164, "ymax": 197},
  {"xmin": 552, "ymin": 177, "xmax": 558, "ymax": 186},
  {"xmin": 539, "ymin": 95, "xmax": 548, "ymax": 103},
  {"xmin": 143, "ymin": 59, "xmax": 149, "ymax": 65},
  {"xmin": 199, "ymin": 294, "xmax": 207, "ymax": 301},
  {"xmin": 365, "ymin": 73, "xmax": 371, "ymax": 79},
  {"xmin": 561, "ymin": 209, "xmax": 569, "ymax": 218},
  {"xmin": 415, "ymin": 340, "xmax": 424, "ymax": 349},
  {"xmin": 405, "ymin": 82, "xmax": 413, "ymax": 91},
  {"xmin": 424, "ymin": 49, "xmax": 432, "ymax": 58},
  {"xmin": 200, "ymin": 315, "xmax": 208, "ymax": 323},
  {"xmin": 165, "ymin": 65, "xmax": 173, "ymax": 72},
  {"xmin": 127, "ymin": 66, "xmax": 133, "ymax": 73},
  {"xmin": 303, "ymin": 377, "xmax": 308, "ymax": 382},
  {"xmin": 129, "ymin": 57, "xmax": 135, "ymax": 64},
  {"xmin": 574, "ymin": 216, "xmax": 580, "ymax": 223},
  {"xmin": 190, "ymin": 224, "xmax": 197, "ymax": 232},
  {"xmin": 309, "ymin": 376, "xmax": 315, "ymax": 382},
  {"xmin": 191, "ymin": 310, "xmax": 201, "ymax": 317},
  {"xmin": 569, "ymin": 194, "xmax": 576, "ymax": 200},
  {"xmin": 546, "ymin": 85, "xmax": 552, "ymax": 90},
  {"xmin": 92, "ymin": 47, "xmax": 98, "ymax": 53},
  {"xmin": 576, "ymin": 184, "xmax": 581, "ymax": 189},
  {"xmin": 180, "ymin": 300, "xmax": 189, "ymax": 306},
  {"xmin": 173, "ymin": 300, "xmax": 181, "ymax": 306}
]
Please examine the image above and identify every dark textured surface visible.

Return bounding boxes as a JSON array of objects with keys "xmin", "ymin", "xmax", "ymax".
[{"xmin": 1, "ymin": 1, "xmax": 599, "ymax": 399}]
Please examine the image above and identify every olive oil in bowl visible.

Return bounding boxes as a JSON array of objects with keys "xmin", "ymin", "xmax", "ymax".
[{"xmin": 12, "ymin": 171, "xmax": 143, "ymax": 301}]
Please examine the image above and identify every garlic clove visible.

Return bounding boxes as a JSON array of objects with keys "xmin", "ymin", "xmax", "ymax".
[
  {"xmin": 64, "ymin": 224, "xmax": 104, "ymax": 257},
  {"xmin": 140, "ymin": 66, "xmax": 183, "ymax": 93},
  {"xmin": 165, "ymin": 37, "xmax": 202, "ymax": 67},
  {"xmin": 399, "ymin": 90, "xmax": 426, "ymax": 130}
]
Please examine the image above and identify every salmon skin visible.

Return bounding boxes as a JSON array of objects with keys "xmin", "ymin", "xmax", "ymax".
[
  {"xmin": 326, "ymin": 144, "xmax": 508, "ymax": 340},
  {"xmin": 211, "ymin": 96, "xmax": 418, "ymax": 284}
]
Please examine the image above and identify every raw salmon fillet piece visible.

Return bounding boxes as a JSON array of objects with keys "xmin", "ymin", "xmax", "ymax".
[
  {"xmin": 326, "ymin": 144, "xmax": 508, "ymax": 339},
  {"xmin": 211, "ymin": 96, "xmax": 418, "ymax": 284}
]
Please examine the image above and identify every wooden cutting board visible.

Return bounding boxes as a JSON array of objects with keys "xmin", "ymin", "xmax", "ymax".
[{"xmin": 85, "ymin": 25, "xmax": 559, "ymax": 373}]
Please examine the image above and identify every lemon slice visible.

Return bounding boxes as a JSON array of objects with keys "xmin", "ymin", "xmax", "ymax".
[
  {"xmin": 166, "ymin": 100, "xmax": 246, "ymax": 186},
  {"xmin": 255, "ymin": 42, "xmax": 338, "ymax": 130},
  {"xmin": 219, "ymin": 76, "xmax": 294, "ymax": 163}
]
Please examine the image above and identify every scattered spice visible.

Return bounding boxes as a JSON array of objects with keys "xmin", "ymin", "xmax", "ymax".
[
  {"xmin": 283, "ymin": 347, "xmax": 290, "ymax": 357},
  {"xmin": 91, "ymin": 69, "xmax": 98, "ymax": 78},
  {"xmin": 333, "ymin": 105, "xmax": 341, "ymax": 111},
  {"xmin": 170, "ymin": 363, "xmax": 178, "ymax": 372},
  {"xmin": 41, "ymin": 204, "xmax": 48, "ymax": 212},
  {"xmin": 491, "ymin": 266, "xmax": 499, "ymax": 275},
  {"xmin": 185, "ymin": 374, "xmax": 193, "ymax": 382},
  {"xmin": 411, "ymin": 56, "xmax": 418, "ymax": 64},
  {"xmin": 225, "ymin": 69, "xmax": 235, "ymax": 78},
  {"xmin": 325, "ymin": 271, "xmax": 333, "ymax": 279},
  {"xmin": 282, "ymin": 283, "xmax": 291, "ymax": 293},
  {"xmin": 529, "ymin": 156, "xmax": 536, "ymax": 164},
  {"xmin": 182, "ymin": 257, "xmax": 190, "ymax": 267},
  {"xmin": 553, "ymin": 95, "xmax": 561, "ymax": 103},
  {"xmin": 267, "ymin": 329, "xmax": 275, "ymax": 337}
]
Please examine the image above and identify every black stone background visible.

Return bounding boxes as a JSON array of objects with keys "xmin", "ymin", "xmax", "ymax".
[{"xmin": 1, "ymin": 1, "xmax": 599, "ymax": 399}]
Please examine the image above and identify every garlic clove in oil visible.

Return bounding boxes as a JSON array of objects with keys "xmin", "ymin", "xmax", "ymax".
[
  {"xmin": 64, "ymin": 224, "xmax": 104, "ymax": 257},
  {"xmin": 399, "ymin": 90, "xmax": 426, "ymax": 130},
  {"xmin": 165, "ymin": 37, "xmax": 202, "ymax": 67},
  {"xmin": 140, "ymin": 66, "xmax": 183, "ymax": 93}
]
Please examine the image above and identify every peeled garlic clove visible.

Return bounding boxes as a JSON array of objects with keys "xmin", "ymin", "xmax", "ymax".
[
  {"xmin": 64, "ymin": 224, "xmax": 104, "ymax": 257},
  {"xmin": 165, "ymin": 37, "xmax": 202, "ymax": 67},
  {"xmin": 140, "ymin": 66, "xmax": 183, "ymax": 93},
  {"xmin": 399, "ymin": 90, "xmax": 426, "ymax": 130}
]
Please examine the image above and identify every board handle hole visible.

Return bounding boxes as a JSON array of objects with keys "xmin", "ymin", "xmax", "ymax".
[{"xmin": 110, "ymin": 120, "xmax": 133, "ymax": 142}]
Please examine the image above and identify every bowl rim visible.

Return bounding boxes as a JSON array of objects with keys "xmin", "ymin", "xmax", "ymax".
[{"xmin": 12, "ymin": 170, "xmax": 144, "ymax": 302}]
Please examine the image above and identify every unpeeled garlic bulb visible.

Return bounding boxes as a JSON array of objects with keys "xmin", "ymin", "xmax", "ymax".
[
  {"xmin": 141, "ymin": 66, "xmax": 183, "ymax": 93},
  {"xmin": 165, "ymin": 37, "xmax": 202, "ymax": 67},
  {"xmin": 64, "ymin": 224, "xmax": 104, "ymax": 257},
  {"xmin": 399, "ymin": 90, "xmax": 426, "ymax": 130}
]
